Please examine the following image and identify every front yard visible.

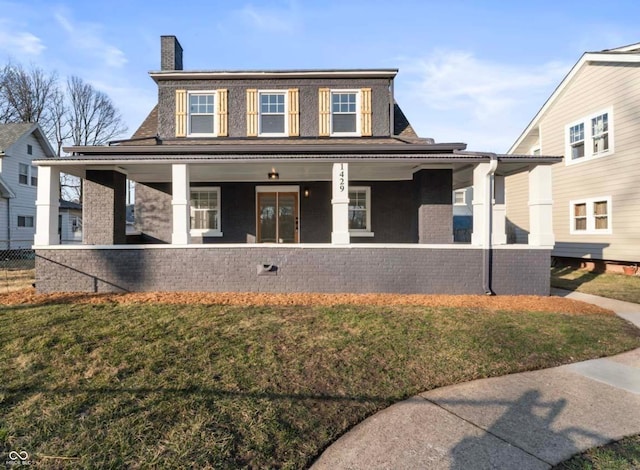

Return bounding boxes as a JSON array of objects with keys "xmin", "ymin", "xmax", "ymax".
[{"xmin": 1, "ymin": 293, "xmax": 639, "ymax": 468}]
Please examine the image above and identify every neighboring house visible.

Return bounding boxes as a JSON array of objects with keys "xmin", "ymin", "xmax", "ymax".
[
  {"xmin": 59, "ymin": 200, "xmax": 82, "ymax": 244},
  {"xmin": 506, "ymin": 43, "xmax": 640, "ymax": 268},
  {"xmin": 0, "ymin": 123, "xmax": 56, "ymax": 249},
  {"xmin": 32, "ymin": 36, "xmax": 560, "ymax": 295}
]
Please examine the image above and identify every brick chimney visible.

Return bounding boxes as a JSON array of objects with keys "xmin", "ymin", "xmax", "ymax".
[{"xmin": 160, "ymin": 35, "xmax": 183, "ymax": 71}]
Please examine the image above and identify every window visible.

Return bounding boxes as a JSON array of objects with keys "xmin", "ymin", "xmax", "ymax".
[
  {"xmin": 454, "ymin": 190, "xmax": 466, "ymax": 205},
  {"xmin": 19, "ymin": 163, "xmax": 29, "ymax": 185},
  {"xmin": 17, "ymin": 215, "xmax": 34, "ymax": 228},
  {"xmin": 188, "ymin": 92, "xmax": 215, "ymax": 136},
  {"xmin": 331, "ymin": 91, "xmax": 359, "ymax": 135},
  {"xmin": 259, "ymin": 92, "xmax": 286, "ymax": 136},
  {"xmin": 348, "ymin": 186, "xmax": 372, "ymax": 235},
  {"xmin": 565, "ymin": 109, "xmax": 613, "ymax": 164},
  {"xmin": 30, "ymin": 166, "xmax": 37, "ymax": 186},
  {"xmin": 27, "ymin": 144, "xmax": 33, "ymax": 155},
  {"xmin": 190, "ymin": 187, "xmax": 222, "ymax": 236},
  {"xmin": 570, "ymin": 197, "xmax": 611, "ymax": 234}
]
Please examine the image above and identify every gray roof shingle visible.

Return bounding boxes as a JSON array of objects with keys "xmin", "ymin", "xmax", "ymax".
[{"xmin": 0, "ymin": 122, "xmax": 36, "ymax": 153}]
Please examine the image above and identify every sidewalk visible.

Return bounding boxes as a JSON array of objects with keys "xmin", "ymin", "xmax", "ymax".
[{"xmin": 312, "ymin": 290, "xmax": 640, "ymax": 469}]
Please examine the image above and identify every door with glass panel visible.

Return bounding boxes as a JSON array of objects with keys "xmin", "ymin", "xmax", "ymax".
[{"xmin": 257, "ymin": 192, "xmax": 298, "ymax": 243}]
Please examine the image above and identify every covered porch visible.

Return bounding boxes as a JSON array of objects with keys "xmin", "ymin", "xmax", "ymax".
[{"xmin": 33, "ymin": 146, "xmax": 559, "ymax": 295}]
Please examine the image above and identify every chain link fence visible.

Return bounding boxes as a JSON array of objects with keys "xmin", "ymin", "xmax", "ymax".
[{"xmin": 0, "ymin": 245, "xmax": 35, "ymax": 293}]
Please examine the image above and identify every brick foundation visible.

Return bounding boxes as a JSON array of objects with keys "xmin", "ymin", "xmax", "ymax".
[{"xmin": 35, "ymin": 246, "xmax": 550, "ymax": 295}]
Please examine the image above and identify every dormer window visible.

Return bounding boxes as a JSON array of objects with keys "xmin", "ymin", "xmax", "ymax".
[
  {"xmin": 188, "ymin": 92, "xmax": 216, "ymax": 136},
  {"xmin": 259, "ymin": 91, "xmax": 287, "ymax": 136},
  {"xmin": 331, "ymin": 91, "xmax": 359, "ymax": 136}
]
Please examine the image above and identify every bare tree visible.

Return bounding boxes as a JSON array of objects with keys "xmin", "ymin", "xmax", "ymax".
[{"xmin": 66, "ymin": 76, "xmax": 127, "ymax": 146}]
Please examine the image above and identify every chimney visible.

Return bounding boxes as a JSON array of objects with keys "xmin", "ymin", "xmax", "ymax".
[{"xmin": 160, "ymin": 35, "xmax": 183, "ymax": 71}]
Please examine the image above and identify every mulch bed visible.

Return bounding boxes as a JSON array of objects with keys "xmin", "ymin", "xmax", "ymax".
[{"xmin": 0, "ymin": 288, "xmax": 612, "ymax": 315}]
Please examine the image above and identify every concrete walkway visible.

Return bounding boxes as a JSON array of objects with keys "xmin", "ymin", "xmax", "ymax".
[{"xmin": 312, "ymin": 290, "xmax": 640, "ymax": 469}]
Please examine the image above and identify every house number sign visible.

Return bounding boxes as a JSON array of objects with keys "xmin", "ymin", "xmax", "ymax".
[{"xmin": 332, "ymin": 163, "xmax": 348, "ymax": 200}]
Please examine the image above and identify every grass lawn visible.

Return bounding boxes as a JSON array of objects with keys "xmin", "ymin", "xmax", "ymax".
[
  {"xmin": 1, "ymin": 302, "xmax": 639, "ymax": 468},
  {"xmin": 551, "ymin": 266, "xmax": 640, "ymax": 304},
  {"xmin": 553, "ymin": 434, "xmax": 640, "ymax": 469}
]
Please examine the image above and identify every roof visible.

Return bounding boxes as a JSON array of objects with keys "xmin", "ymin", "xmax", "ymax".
[
  {"xmin": 0, "ymin": 122, "xmax": 56, "ymax": 157},
  {"xmin": 150, "ymin": 69, "xmax": 399, "ymax": 82},
  {"xmin": 508, "ymin": 43, "xmax": 640, "ymax": 153}
]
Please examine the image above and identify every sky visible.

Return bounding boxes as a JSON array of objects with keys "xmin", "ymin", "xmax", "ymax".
[{"xmin": 0, "ymin": 0, "xmax": 638, "ymax": 153}]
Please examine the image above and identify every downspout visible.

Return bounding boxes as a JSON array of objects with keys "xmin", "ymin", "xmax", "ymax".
[
  {"xmin": 7, "ymin": 197, "xmax": 11, "ymax": 250},
  {"xmin": 483, "ymin": 154, "xmax": 498, "ymax": 295}
]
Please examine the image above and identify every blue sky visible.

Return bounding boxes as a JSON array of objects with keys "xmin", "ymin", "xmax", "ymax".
[{"xmin": 0, "ymin": 0, "xmax": 638, "ymax": 152}]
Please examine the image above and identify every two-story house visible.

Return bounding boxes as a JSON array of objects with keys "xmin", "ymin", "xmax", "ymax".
[
  {"xmin": 32, "ymin": 36, "xmax": 560, "ymax": 295},
  {"xmin": 0, "ymin": 123, "xmax": 56, "ymax": 249},
  {"xmin": 506, "ymin": 43, "xmax": 640, "ymax": 271}
]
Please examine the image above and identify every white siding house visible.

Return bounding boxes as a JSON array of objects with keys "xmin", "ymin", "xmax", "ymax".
[
  {"xmin": 0, "ymin": 123, "xmax": 56, "ymax": 249},
  {"xmin": 506, "ymin": 43, "xmax": 640, "ymax": 266}
]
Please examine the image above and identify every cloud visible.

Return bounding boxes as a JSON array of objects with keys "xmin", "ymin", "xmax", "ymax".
[
  {"xmin": 396, "ymin": 50, "xmax": 570, "ymax": 151},
  {"xmin": 238, "ymin": 2, "xmax": 299, "ymax": 34},
  {"xmin": 53, "ymin": 9, "xmax": 127, "ymax": 68},
  {"xmin": 0, "ymin": 20, "xmax": 45, "ymax": 56}
]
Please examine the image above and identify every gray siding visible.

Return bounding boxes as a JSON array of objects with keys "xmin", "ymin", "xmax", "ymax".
[
  {"xmin": 157, "ymin": 78, "xmax": 392, "ymax": 139},
  {"xmin": 35, "ymin": 247, "xmax": 551, "ymax": 296}
]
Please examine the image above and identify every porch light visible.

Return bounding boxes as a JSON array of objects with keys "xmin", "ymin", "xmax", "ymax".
[
  {"xmin": 268, "ymin": 168, "xmax": 279, "ymax": 180},
  {"xmin": 303, "ymin": 187, "xmax": 310, "ymax": 198}
]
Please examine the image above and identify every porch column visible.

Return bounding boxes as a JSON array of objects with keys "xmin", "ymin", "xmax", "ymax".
[
  {"xmin": 171, "ymin": 163, "xmax": 191, "ymax": 245},
  {"xmin": 331, "ymin": 163, "xmax": 350, "ymax": 244},
  {"xmin": 34, "ymin": 166, "xmax": 60, "ymax": 246},
  {"xmin": 84, "ymin": 170, "xmax": 127, "ymax": 245},
  {"xmin": 413, "ymin": 169, "xmax": 453, "ymax": 243},
  {"xmin": 528, "ymin": 164, "xmax": 554, "ymax": 246},
  {"xmin": 492, "ymin": 175, "xmax": 507, "ymax": 245},
  {"xmin": 471, "ymin": 163, "xmax": 490, "ymax": 246}
]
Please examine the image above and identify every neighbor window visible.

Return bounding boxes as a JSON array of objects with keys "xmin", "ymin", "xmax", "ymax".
[
  {"xmin": 30, "ymin": 166, "xmax": 37, "ymax": 186},
  {"xmin": 565, "ymin": 109, "xmax": 613, "ymax": 164},
  {"xmin": 570, "ymin": 197, "xmax": 611, "ymax": 234},
  {"xmin": 331, "ymin": 91, "xmax": 359, "ymax": 135},
  {"xmin": 17, "ymin": 215, "xmax": 34, "ymax": 228},
  {"xmin": 454, "ymin": 189, "xmax": 466, "ymax": 205},
  {"xmin": 188, "ymin": 93, "xmax": 215, "ymax": 136},
  {"xmin": 19, "ymin": 163, "xmax": 29, "ymax": 185},
  {"xmin": 27, "ymin": 144, "xmax": 33, "ymax": 155},
  {"xmin": 190, "ymin": 187, "xmax": 222, "ymax": 236},
  {"xmin": 259, "ymin": 92, "xmax": 286, "ymax": 136},
  {"xmin": 348, "ymin": 186, "xmax": 372, "ymax": 235}
]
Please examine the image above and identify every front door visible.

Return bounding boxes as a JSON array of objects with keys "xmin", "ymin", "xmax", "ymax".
[{"xmin": 257, "ymin": 191, "xmax": 299, "ymax": 243}]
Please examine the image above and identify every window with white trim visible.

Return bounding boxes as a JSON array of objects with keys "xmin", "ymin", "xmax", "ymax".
[
  {"xmin": 454, "ymin": 189, "xmax": 466, "ymax": 205},
  {"xmin": 565, "ymin": 109, "xmax": 613, "ymax": 164},
  {"xmin": 190, "ymin": 187, "xmax": 222, "ymax": 236},
  {"xmin": 348, "ymin": 186, "xmax": 372, "ymax": 235},
  {"xmin": 17, "ymin": 215, "xmax": 34, "ymax": 228},
  {"xmin": 188, "ymin": 92, "xmax": 216, "ymax": 136},
  {"xmin": 19, "ymin": 163, "xmax": 37, "ymax": 186},
  {"xmin": 259, "ymin": 91, "xmax": 287, "ymax": 136},
  {"xmin": 570, "ymin": 197, "xmax": 611, "ymax": 234},
  {"xmin": 331, "ymin": 91, "xmax": 359, "ymax": 136}
]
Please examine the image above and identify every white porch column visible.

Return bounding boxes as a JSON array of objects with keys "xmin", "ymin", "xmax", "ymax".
[
  {"xmin": 331, "ymin": 162, "xmax": 350, "ymax": 244},
  {"xmin": 471, "ymin": 163, "xmax": 490, "ymax": 246},
  {"xmin": 492, "ymin": 175, "xmax": 507, "ymax": 245},
  {"xmin": 34, "ymin": 166, "xmax": 60, "ymax": 246},
  {"xmin": 171, "ymin": 164, "xmax": 191, "ymax": 245},
  {"xmin": 528, "ymin": 164, "xmax": 554, "ymax": 246}
]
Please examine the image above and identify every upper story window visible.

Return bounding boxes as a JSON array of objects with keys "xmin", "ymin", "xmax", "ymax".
[
  {"xmin": 190, "ymin": 187, "xmax": 222, "ymax": 237},
  {"xmin": 188, "ymin": 92, "xmax": 216, "ymax": 136},
  {"xmin": 27, "ymin": 144, "xmax": 33, "ymax": 155},
  {"xmin": 570, "ymin": 196, "xmax": 611, "ymax": 235},
  {"xmin": 565, "ymin": 108, "xmax": 613, "ymax": 165},
  {"xmin": 331, "ymin": 91, "xmax": 359, "ymax": 136},
  {"xmin": 259, "ymin": 91, "xmax": 287, "ymax": 136},
  {"xmin": 19, "ymin": 163, "xmax": 37, "ymax": 187}
]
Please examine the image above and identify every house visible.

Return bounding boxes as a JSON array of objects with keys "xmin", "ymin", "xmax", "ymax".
[
  {"xmin": 506, "ymin": 43, "xmax": 640, "ymax": 270},
  {"xmin": 59, "ymin": 199, "xmax": 82, "ymax": 244},
  {"xmin": 32, "ymin": 36, "xmax": 560, "ymax": 295},
  {"xmin": 0, "ymin": 123, "xmax": 56, "ymax": 249}
]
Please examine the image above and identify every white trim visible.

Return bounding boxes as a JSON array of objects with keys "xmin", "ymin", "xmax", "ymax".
[
  {"xmin": 348, "ymin": 186, "xmax": 372, "ymax": 234},
  {"xmin": 569, "ymin": 196, "xmax": 612, "ymax": 235},
  {"xmin": 508, "ymin": 52, "xmax": 640, "ymax": 154},
  {"xmin": 564, "ymin": 108, "xmax": 614, "ymax": 165},
  {"xmin": 186, "ymin": 90, "xmax": 218, "ymax": 137},
  {"xmin": 330, "ymin": 89, "xmax": 361, "ymax": 137},
  {"xmin": 257, "ymin": 90, "xmax": 288, "ymax": 137},
  {"xmin": 190, "ymin": 186, "xmax": 222, "ymax": 237}
]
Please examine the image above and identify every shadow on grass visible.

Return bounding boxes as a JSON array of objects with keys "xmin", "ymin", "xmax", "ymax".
[{"xmin": 551, "ymin": 264, "xmax": 603, "ymax": 293}]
